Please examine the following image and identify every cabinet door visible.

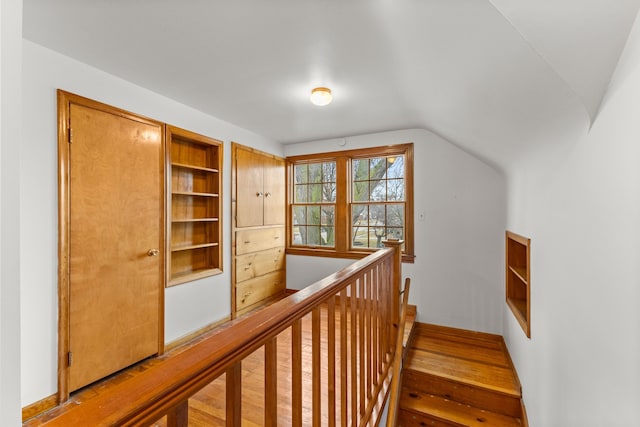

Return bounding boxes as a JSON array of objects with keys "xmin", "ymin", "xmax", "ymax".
[
  {"xmin": 263, "ymin": 156, "xmax": 285, "ymax": 225},
  {"xmin": 236, "ymin": 148, "xmax": 264, "ymax": 227}
]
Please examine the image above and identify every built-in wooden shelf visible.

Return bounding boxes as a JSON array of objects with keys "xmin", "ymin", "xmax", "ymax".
[
  {"xmin": 172, "ymin": 191, "xmax": 219, "ymax": 197},
  {"xmin": 171, "ymin": 242, "xmax": 219, "ymax": 252},
  {"xmin": 166, "ymin": 125, "xmax": 222, "ymax": 287},
  {"xmin": 506, "ymin": 231, "xmax": 530, "ymax": 338},
  {"xmin": 171, "ymin": 162, "xmax": 219, "ymax": 173}
]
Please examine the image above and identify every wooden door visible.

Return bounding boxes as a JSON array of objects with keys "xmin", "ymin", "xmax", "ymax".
[
  {"xmin": 235, "ymin": 147, "xmax": 264, "ymax": 227},
  {"xmin": 263, "ymin": 156, "xmax": 285, "ymax": 225},
  {"xmin": 66, "ymin": 99, "xmax": 163, "ymax": 392}
]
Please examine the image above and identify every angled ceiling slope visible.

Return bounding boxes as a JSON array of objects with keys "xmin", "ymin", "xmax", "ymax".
[
  {"xmin": 22, "ymin": 1, "xmax": 640, "ymax": 172},
  {"xmin": 489, "ymin": 0, "xmax": 640, "ymax": 122}
]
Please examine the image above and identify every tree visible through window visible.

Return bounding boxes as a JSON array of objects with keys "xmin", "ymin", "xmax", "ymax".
[
  {"xmin": 292, "ymin": 161, "xmax": 336, "ymax": 247},
  {"xmin": 351, "ymin": 155, "xmax": 405, "ymax": 249},
  {"xmin": 287, "ymin": 143, "xmax": 414, "ymax": 262}
]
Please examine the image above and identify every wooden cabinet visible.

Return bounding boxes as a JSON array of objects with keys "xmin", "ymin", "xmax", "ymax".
[
  {"xmin": 506, "ymin": 231, "xmax": 530, "ymax": 337},
  {"xmin": 232, "ymin": 143, "xmax": 286, "ymax": 316},
  {"xmin": 234, "ymin": 228, "xmax": 285, "ymax": 312},
  {"xmin": 235, "ymin": 146, "xmax": 285, "ymax": 227},
  {"xmin": 167, "ymin": 126, "xmax": 222, "ymax": 286}
]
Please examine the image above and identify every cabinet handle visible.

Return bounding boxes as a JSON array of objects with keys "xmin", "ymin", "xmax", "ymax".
[
  {"xmin": 244, "ymin": 240, "xmax": 251, "ymax": 244},
  {"xmin": 265, "ymin": 192, "xmax": 271, "ymax": 198},
  {"xmin": 147, "ymin": 249, "xmax": 160, "ymax": 257},
  {"xmin": 256, "ymin": 192, "xmax": 263, "ymax": 197}
]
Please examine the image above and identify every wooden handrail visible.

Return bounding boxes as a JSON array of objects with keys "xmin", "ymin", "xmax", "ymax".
[{"xmin": 30, "ymin": 242, "xmax": 404, "ymax": 426}]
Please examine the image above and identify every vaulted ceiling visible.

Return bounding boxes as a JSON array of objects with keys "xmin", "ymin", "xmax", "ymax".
[{"xmin": 23, "ymin": 0, "xmax": 640, "ymax": 171}]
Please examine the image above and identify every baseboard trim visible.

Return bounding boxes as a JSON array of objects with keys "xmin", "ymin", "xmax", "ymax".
[
  {"xmin": 164, "ymin": 316, "xmax": 231, "ymax": 353},
  {"xmin": 22, "ymin": 393, "xmax": 58, "ymax": 422}
]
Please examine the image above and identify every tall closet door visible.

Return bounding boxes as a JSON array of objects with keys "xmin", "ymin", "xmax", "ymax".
[
  {"xmin": 263, "ymin": 156, "xmax": 285, "ymax": 225},
  {"xmin": 67, "ymin": 100, "xmax": 163, "ymax": 392},
  {"xmin": 235, "ymin": 147, "xmax": 264, "ymax": 227}
]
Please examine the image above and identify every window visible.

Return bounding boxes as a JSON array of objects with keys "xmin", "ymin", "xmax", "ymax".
[{"xmin": 287, "ymin": 143, "xmax": 414, "ymax": 262}]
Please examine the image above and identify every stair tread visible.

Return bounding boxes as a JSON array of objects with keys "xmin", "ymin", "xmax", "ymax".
[
  {"xmin": 406, "ymin": 348, "xmax": 520, "ymax": 398},
  {"xmin": 411, "ymin": 335, "xmax": 511, "ymax": 367},
  {"xmin": 400, "ymin": 389, "xmax": 522, "ymax": 427},
  {"xmin": 415, "ymin": 323, "xmax": 503, "ymax": 351}
]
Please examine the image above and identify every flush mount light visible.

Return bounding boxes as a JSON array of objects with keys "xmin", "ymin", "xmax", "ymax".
[{"xmin": 310, "ymin": 87, "xmax": 332, "ymax": 106}]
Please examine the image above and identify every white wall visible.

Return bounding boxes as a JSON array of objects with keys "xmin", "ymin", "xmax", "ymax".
[
  {"xmin": 285, "ymin": 129, "xmax": 506, "ymax": 335},
  {"xmin": 504, "ymin": 11, "xmax": 640, "ymax": 427},
  {"xmin": 1, "ymin": 1, "xmax": 23, "ymax": 425},
  {"xmin": 20, "ymin": 40, "xmax": 283, "ymax": 407}
]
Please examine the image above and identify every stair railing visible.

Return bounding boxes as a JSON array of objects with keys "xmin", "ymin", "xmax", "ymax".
[{"xmin": 32, "ymin": 240, "xmax": 404, "ymax": 426}]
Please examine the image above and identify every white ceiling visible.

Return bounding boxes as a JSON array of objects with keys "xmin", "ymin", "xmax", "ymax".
[{"xmin": 22, "ymin": 0, "xmax": 640, "ymax": 171}]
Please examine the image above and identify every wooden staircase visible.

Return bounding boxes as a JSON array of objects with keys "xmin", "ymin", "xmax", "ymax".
[{"xmin": 397, "ymin": 323, "xmax": 526, "ymax": 427}]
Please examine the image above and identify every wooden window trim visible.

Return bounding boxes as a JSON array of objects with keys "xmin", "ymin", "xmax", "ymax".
[{"xmin": 286, "ymin": 143, "xmax": 415, "ymax": 263}]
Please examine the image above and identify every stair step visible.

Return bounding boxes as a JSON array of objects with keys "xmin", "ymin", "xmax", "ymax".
[
  {"xmin": 410, "ymin": 335, "xmax": 511, "ymax": 367},
  {"xmin": 398, "ymin": 389, "xmax": 522, "ymax": 427},
  {"xmin": 400, "ymin": 323, "xmax": 524, "ymax": 420},
  {"xmin": 405, "ymin": 348, "xmax": 520, "ymax": 398}
]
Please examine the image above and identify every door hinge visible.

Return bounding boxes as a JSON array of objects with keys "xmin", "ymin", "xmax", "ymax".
[
  {"xmin": 68, "ymin": 351, "xmax": 73, "ymax": 367},
  {"xmin": 68, "ymin": 128, "xmax": 73, "ymax": 143}
]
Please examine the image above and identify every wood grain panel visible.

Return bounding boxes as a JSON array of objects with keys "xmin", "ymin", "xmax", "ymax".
[
  {"xmin": 235, "ymin": 271, "xmax": 285, "ymax": 310},
  {"xmin": 235, "ymin": 227, "xmax": 284, "ymax": 255},
  {"xmin": 235, "ymin": 247, "xmax": 284, "ymax": 282}
]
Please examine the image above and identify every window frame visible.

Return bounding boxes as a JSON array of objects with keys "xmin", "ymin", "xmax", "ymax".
[{"xmin": 286, "ymin": 143, "xmax": 414, "ymax": 263}]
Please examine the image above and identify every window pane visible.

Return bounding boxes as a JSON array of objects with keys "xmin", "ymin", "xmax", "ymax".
[
  {"xmin": 352, "ymin": 159, "xmax": 369, "ymax": 181},
  {"xmin": 323, "ymin": 162, "xmax": 336, "ymax": 182},
  {"xmin": 323, "ymin": 183, "xmax": 336, "ymax": 202},
  {"xmin": 369, "ymin": 157, "xmax": 386, "ymax": 179},
  {"xmin": 293, "ymin": 206, "xmax": 306, "ymax": 225},
  {"xmin": 371, "ymin": 226, "xmax": 387, "ymax": 248},
  {"xmin": 292, "ymin": 225, "xmax": 303, "ymax": 244},
  {"xmin": 309, "ymin": 184, "xmax": 322, "ymax": 202},
  {"xmin": 321, "ymin": 226, "xmax": 334, "ymax": 247},
  {"xmin": 352, "ymin": 226, "xmax": 367, "ymax": 247},
  {"xmin": 295, "ymin": 184, "xmax": 307, "ymax": 203},
  {"xmin": 307, "ymin": 205, "xmax": 321, "ymax": 225},
  {"xmin": 387, "ymin": 205, "xmax": 404, "ymax": 226},
  {"xmin": 387, "ymin": 179, "xmax": 404, "ymax": 201},
  {"xmin": 353, "ymin": 181, "xmax": 370, "ymax": 202},
  {"xmin": 295, "ymin": 164, "xmax": 308, "ymax": 184},
  {"xmin": 321, "ymin": 206, "xmax": 335, "ymax": 225},
  {"xmin": 370, "ymin": 179, "xmax": 387, "ymax": 201},
  {"xmin": 309, "ymin": 163, "xmax": 322, "ymax": 183},
  {"xmin": 352, "ymin": 205, "xmax": 367, "ymax": 227},
  {"xmin": 368, "ymin": 204, "xmax": 385, "ymax": 227},
  {"xmin": 387, "ymin": 156, "xmax": 404, "ymax": 179},
  {"xmin": 297, "ymin": 226, "xmax": 308, "ymax": 244},
  {"xmin": 306, "ymin": 226, "xmax": 321, "ymax": 246}
]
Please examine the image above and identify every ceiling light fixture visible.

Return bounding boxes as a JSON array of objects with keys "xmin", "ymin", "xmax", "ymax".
[{"xmin": 310, "ymin": 87, "xmax": 332, "ymax": 106}]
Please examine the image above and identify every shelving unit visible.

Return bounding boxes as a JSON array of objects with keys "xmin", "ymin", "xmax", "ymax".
[
  {"xmin": 167, "ymin": 126, "xmax": 222, "ymax": 287},
  {"xmin": 506, "ymin": 231, "xmax": 531, "ymax": 337}
]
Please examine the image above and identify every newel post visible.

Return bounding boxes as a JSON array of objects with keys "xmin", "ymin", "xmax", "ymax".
[{"xmin": 383, "ymin": 239, "xmax": 403, "ymax": 341}]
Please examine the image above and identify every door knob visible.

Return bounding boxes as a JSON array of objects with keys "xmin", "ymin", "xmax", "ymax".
[{"xmin": 147, "ymin": 249, "xmax": 160, "ymax": 257}]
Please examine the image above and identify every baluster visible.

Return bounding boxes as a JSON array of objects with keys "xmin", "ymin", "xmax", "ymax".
[
  {"xmin": 359, "ymin": 274, "xmax": 366, "ymax": 416},
  {"xmin": 312, "ymin": 307, "xmax": 321, "ymax": 426},
  {"xmin": 327, "ymin": 297, "xmax": 336, "ymax": 427},
  {"xmin": 292, "ymin": 319, "xmax": 303, "ymax": 426},
  {"xmin": 166, "ymin": 400, "xmax": 188, "ymax": 427},
  {"xmin": 350, "ymin": 281, "xmax": 358, "ymax": 426},
  {"xmin": 226, "ymin": 363, "xmax": 241, "ymax": 427},
  {"xmin": 340, "ymin": 288, "xmax": 348, "ymax": 427},
  {"xmin": 265, "ymin": 337, "xmax": 277, "ymax": 427}
]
